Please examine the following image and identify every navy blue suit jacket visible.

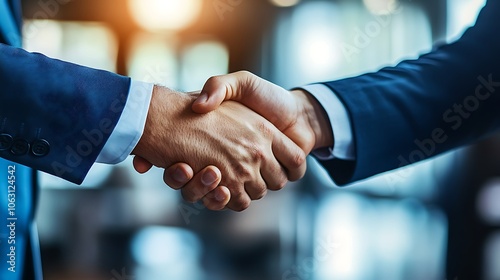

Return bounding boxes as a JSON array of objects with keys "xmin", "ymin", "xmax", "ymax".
[
  {"xmin": 320, "ymin": 0, "xmax": 500, "ymax": 185},
  {"xmin": 0, "ymin": 3, "xmax": 131, "ymax": 185},
  {"xmin": 0, "ymin": 1, "xmax": 130, "ymax": 279}
]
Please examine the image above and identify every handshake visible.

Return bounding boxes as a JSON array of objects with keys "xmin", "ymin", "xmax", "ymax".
[{"xmin": 131, "ymin": 71, "xmax": 333, "ymax": 212}]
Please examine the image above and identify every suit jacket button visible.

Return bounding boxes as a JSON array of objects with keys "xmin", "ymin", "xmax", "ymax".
[
  {"xmin": 31, "ymin": 139, "xmax": 50, "ymax": 157},
  {"xmin": 10, "ymin": 139, "xmax": 30, "ymax": 155},
  {"xmin": 0, "ymin": 134, "xmax": 13, "ymax": 150}
]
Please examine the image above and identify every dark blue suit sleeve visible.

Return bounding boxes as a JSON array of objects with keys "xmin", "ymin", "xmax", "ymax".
[
  {"xmin": 0, "ymin": 44, "xmax": 131, "ymax": 184},
  {"xmin": 319, "ymin": 0, "xmax": 500, "ymax": 185}
]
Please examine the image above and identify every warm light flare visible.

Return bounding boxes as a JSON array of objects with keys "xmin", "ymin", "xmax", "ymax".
[
  {"xmin": 128, "ymin": 0, "xmax": 202, "ymax": 31},
  {"xmin": 270, "ymin": 0, "xmax": 300, "ymax": 8}
]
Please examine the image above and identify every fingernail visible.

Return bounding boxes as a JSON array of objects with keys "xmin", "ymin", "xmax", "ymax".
[
  {"xmin": 194, "ymin": 92, "xmax": 208, "ymax": 105},
  {"xmin": 202, "ymin": 169, "xmax": 218, "ymax": 186},
  {"xmin": 215, "ymin": 191, "xmax": 226, "ymax": 202},
  {"xmin": 172, "ymin": 167, "xmax": 188, "ymax": 183}
]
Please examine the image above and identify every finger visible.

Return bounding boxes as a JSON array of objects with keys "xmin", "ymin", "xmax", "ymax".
[
  {"xmin": 244, "ymin": 177, "xmax": 268, "ymax": 201},
  {"xmin": 192, "ymin": 81, "xmax": 228, "ymax": 114},
  {"xmin": 181, "ymin": 166, "xmax": 222, "ymax": 203},
  {"xmin": 192, "ymin": 71, "xmax": 249, "ymax": 114},
  {"xmin": 260, "ymin": 154, "xmax": 288, "ymax": 191},
  {"xmin": 163, "ymin": 163, "xmax": 194, "ymax": 190},
  {"xmin": 236, "ymin": 153, "xmax": 271, "ymax": 200},
  {"xmin": 133, "ymin": 156, "xmax": 154, "ymax": 174},
  {"xmin": 225, "ymin": 188, "xmax": 252, "ymax": 212},
  {"xmin": 194, "ymin": 71, "xmax": 294, "ymax": 132},
  {"xmin": 248, "ymin": 178, "xmax": 269, "ymax": 199},
  {"xmin": 271, "ymin": 129, "xmax": 307, "ymax": 181},
  {"xmin": 202, "ymin": 186, "xmax": 231, "ymax": 211}
]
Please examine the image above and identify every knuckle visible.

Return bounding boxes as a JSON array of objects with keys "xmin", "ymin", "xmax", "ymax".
[
  {"xmin": 206, "ymin": 75, "xmax": 222, "ymax": 86},
  {"xmin": 229, "ymin": 190, "xmax": 251, "ymax": 211},
  {"xmin": 290, "ymin": 150, "xmax": 307, "ymax": 170},
  {"xmin": 271, "ymin": 178, "xmax": 288, "ymax": 191},
  {"xmin": 234, "ymin": 164, "xmax": 252, "ymax": 179},
  {"xmin": 257, "ymin": 121, "xmax": 273, "ymax": 137},
  {"xmin": 247, "ymin": 181, "xmax": 267, "ymax": 200},
  {"xmin": 253, "ymin": 188, "xmax": 267, "ymax": 200},
  {"xmin": 250, "ymin": 146, "xmax": 266, "ymax": 163},
  {"xmin": 233, "ymin": 199, "xmax": 251, "ymax": 212},
  {"xmin": 237, "ymin": 70, "xmax": 252, "ymax": 78}
]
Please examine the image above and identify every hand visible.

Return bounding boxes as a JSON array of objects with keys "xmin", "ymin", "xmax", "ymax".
[
  {"xmin": 131, "ymin": 85, "xmax": 307, "ymax": 211},
  {"xmin": 158, "ymin": 71, "xmax": 333, "ymax": 208},
  {"xmin": 193, "ymin": 71, "xmax": 333, "ymax": 152},
  {"xmin": 133, "ymin": 157, "xmax": 231, "ymax": 210}
]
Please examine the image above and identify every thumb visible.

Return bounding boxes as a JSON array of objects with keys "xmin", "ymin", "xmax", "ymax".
[{"xmin": 192, "ymin": 72, "xmax": 246, "ymax": 114}]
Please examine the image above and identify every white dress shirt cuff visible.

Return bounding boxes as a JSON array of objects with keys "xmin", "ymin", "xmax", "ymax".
[
  {"xmin": 300, "ymin": 84, "xmax": 355, "ymax": 161},
  {"xmin": 96, "ymin": 80, "xmax": 154, "ymax": 164}
]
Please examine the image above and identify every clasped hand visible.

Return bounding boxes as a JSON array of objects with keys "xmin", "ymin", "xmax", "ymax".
[{"xmin": 132, "ymin": 71, "xmax": 333, "ymax": 211}]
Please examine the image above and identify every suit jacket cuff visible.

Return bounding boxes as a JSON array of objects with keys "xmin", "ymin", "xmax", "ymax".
[
  {"xmin": 300, "ymin": 84, "xmax": 356, "ymax": 160},
  {"xmin": 96, "ymin": 80, "xmax": 154, "ymax": 164}
]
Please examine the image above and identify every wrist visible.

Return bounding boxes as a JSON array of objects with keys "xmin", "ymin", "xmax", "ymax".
[
  {"xmin": 132, "ymin": 85, "xmax": 186, "ymax": 167},
  {"xmin": 291, "ymin": 89, "xmax": 334, "ymax": 150}
]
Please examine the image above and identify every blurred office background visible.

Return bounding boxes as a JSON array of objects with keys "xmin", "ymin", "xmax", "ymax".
[{"xmin": 18, "ymin": 0, "xmax": 500, "ymax": 279}]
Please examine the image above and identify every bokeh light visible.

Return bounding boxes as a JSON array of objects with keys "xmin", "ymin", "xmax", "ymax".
[
  {"xmin": 270, "ymin": 0, "xmax": 300, "ymax": 8},
  {"xmin": 128, "ymin": 0, "xmax": 203, "ymax": 31},
  {"xmin": 476, "ymin": 179, "xmax": 500, "ymax": 225},
  {"xmin": 363, "ymin": 0, "xmax": 399, "ymax": 15}
]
